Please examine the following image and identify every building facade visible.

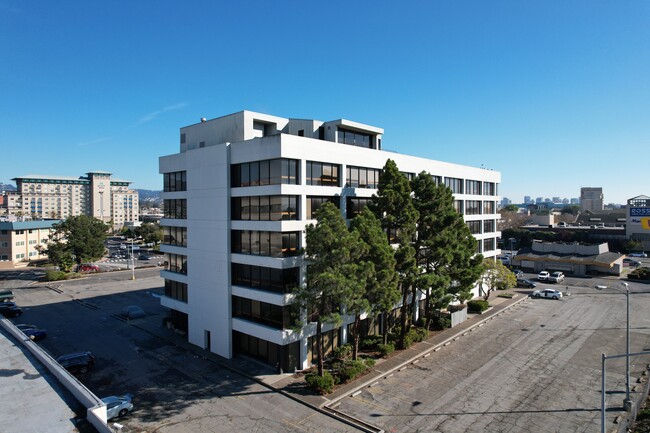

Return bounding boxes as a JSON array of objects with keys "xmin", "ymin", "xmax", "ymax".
[
  {"xmin": 580, "ymin": 187, "xmax": 604, "ymax": 211},
  {"xmin": 158, "ymin": 110, "xmax": 502, "ymax": 372},
  {"xmin": 8, "ymin": 171, "xmax": 138, "ymax": 229},
  {"xmin": 626, "ymin": 195, "xmax": 650, "ymax": 251},
  {"xmin": 0, "ymin": 220, "xmax": 60, "ymax": 269}
]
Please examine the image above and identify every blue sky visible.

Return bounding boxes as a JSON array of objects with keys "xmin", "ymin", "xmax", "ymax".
[{"xmin": 1, "ymin": 1, "xmax": 648, "ymax": 204}]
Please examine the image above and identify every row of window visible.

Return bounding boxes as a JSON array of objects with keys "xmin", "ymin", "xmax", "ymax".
[
  {"xmin": 231, "ymin": 263, "xmax": 300, "ymax": 294},
  {"xmin": 346, "ymin": 166, "xmax": 381, "ymax": 189},
  {"xmin": 465, "ymin": 201, "xmax": 497, "ymax": 215},
  {"xmin": 166, "ymin": 253, "xmax": 187, "ymax": 275},
  {"xmin": 165, "ymin": 279, "xmax": 188, "ymax": 302},
  {"xmin": 231, "ymin": 159, "xmax": 300, "ymax": 187},
  {"xmin": 467, "ymin": 220, "xmax": 496, "ymax": 234},
  {"xmin": 306, "ymin": 161, "xmax": 340, "ymax": 186},
  {"xmin": 231, "ymin": 196, "xmax": 299, "ymax": 221},
  {"xmin": 337, "ymin": 128, "xmax": 373, "ymax": 148},
  {"xmin": 232, "ymin": 295, "xmax": 295, "ymax": 330},
  {"xmin": 231, "ymin": 231, "xmax": 300, "ymax": 257},
  {"xmin": 163, "ymin": 226, "xmax": 187, "ymax": 247},
  {"xmin": 163, "ymin": 199, "xmax": 187, "ymax": 219},
  {"xmin": 163, "ymin": 171, "xmax": 187, "ymax": 192}
]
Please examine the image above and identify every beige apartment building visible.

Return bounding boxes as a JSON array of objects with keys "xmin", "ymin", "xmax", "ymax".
[
  {"xmin": 7, "ymin": 171, "xmax": 138, "ymax": 229},
  {"xmin": 0, "ymin": 220, "xmax": 59, "ymax": 269}
]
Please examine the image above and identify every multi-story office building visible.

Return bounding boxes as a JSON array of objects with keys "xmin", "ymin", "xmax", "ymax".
[
  {"xmin": 580, "ymin": 187, "xmax": 604, "ymax": 211},
  {"xmin": 0, "ymin": 220, "xmax": 59, "ymax": 269},
  {"xmin": 159, "ymin": 110, "xmax": 502, "ymax": 372},
  {"xmin": 9, "ymin": 171, "xmax": 138, "ymax": 229}
]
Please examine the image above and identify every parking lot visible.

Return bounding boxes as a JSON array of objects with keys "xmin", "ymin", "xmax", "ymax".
[
  {"xmin": 1, "ymin": 268, "xmax": 364, "ymax": 433},
  {"xmin": 333, "ymin": 279, "xmax": 650, "ymax": 433}
]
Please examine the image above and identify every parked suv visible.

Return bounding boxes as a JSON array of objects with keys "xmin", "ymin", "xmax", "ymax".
[
  {"xmin": 56, "ymin": 351, "xmax": 95, "ymax": 374},
  {"xmin": 548, "ymin": 271, "xmax": 565, "ymax": 283},
  {"xmin": 537, "ymin": 271, "xmax": 550, "ymax": 282}
]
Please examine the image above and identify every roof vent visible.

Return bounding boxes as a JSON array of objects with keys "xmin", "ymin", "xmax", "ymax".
[{"xmin": 200, "ymin": 117, "xmax": 207, "ymax": 122}]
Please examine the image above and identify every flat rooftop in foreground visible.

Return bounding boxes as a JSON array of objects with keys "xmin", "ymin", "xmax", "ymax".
[{"xmin": 0, "ymin": 326, "xmax": 90, "ymax": 433}]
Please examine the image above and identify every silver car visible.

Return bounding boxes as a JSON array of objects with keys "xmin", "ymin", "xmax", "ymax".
[{"xmin": 101, "ymin": 394, "xmax": 133, "ymax": 420}]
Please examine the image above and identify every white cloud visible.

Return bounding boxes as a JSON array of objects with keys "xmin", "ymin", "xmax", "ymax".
[{"xmin": 136, "ymin": 102, "xmax": 189, "ymax": 125}]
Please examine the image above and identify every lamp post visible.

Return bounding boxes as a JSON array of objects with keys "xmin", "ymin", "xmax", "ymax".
[
  {"xmin": 612, "ymin": 282, "xmax": 632, "ymax": 411},
  {"xmin": 131, "ymin": 238, "xmax": 136, "ymax": 281}
]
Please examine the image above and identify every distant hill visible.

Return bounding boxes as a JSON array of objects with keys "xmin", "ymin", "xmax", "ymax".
[
  {"xmin": 137, "ymin": 189, "xmax": 162, "ymax": 207},
  {"xmin": 0, "ymin": 183, "xmax": 16, "ymax": 192}
]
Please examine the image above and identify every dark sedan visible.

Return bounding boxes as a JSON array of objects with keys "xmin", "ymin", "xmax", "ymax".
[
  {"xmin": 0, "ymin": 303, "xmax": 23, "ymax": 318},
  {"xmin": 516, "ymin": 278, "xmax": 537, "ymax": 288},
  {"xmin": 16, "ymin": 324, "xmax": 47, "ymax": 341}
]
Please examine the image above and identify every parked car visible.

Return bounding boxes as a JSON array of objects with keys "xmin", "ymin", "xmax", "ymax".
[
  {"xmin": 628, "ymin": 252, "xmax": 648, "ymax": 258},
  {"xmin": 122, "ymin": 305, "xmax": 145, "ymax": 319},
  {"xmin": 532, "ymin": 288, "xmax": 563, "ymax": 300},
  {"xmin": 623, "ymin": 258, "xmax": 642, "ymax": 267},
  {"xmin": 16, "ymin": 324, "xmax": 47, "ymax": 341},
  {"xmin": 138, "ymin": 254, "xmax": 153, "ymax": 261},
  {"xmin": 548, "ymin": 271, "xmax": 565, "ymax": 283},
  {"xmin": 537, "ymin": 271, "xmax": 550, "ymax": 282},
  {"xmin": 56, "ymin": 351, "xmax": 95, "ymax": 374},
  {"xmin": 516, "ymin": 278, "xmax": 537, "ymax": 288},
  {"xmin": 512, "ymin": 270, "xmax": 524, "ymax": 278},
  {"xmin": 0, "ymin": 303, "xmax": 23, "ymax": 318},
  {"xmin": 79, "ymin": 264, "xmax": 99, "ymax": 272},
  {"xmin": 101, "ymin": 394, "xmax": 134, "ymax": 420}
]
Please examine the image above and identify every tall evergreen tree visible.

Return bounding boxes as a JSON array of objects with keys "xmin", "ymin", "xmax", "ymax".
[
  {"xmin": 295, "ymin": 202, "xmax": 365, "ymax": 376},
  {"xmin": 45, "ymin": 215, "xmax": 108, "ymax": 271},
  {"xmin": 370, "ymin": 159, "xmax": 419, "ymax": 348},
  {"xmin": 349, "ymin": 207, "xmax": 399, "ymax": 358},
  {"xmin": 411, "ymin": 172, "xmax": 485, "ymax": 329}
]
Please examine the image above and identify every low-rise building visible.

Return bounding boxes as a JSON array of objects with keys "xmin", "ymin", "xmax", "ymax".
[
  {"xmin": 0, "ymin": 220, "xmax": 60, "ymax": 269},
  {"xmin": 513, "ymin": 240, "xmax": 624, "ymax": 276}
]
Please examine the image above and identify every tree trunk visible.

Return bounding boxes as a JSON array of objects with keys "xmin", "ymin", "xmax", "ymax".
[
  {"xmin": 381, "ymin": 312, "xmax": 388, "ymax": 345},
  {"xmin": 424, "ymin": 289, "xmax": 432, "ymax": 330},
  {"xmin": 399, "ymin": 282, "xmax": 409, "ymax": 349},
  {"xmin": 317, "ymin": 319, "xmax": 324, "ymax": 376},
  {"xmin": 352, "ymin": 314, "xmax": 361, "ymax": 360}
]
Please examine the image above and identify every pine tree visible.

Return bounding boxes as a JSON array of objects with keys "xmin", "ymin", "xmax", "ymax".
[
  {"xmin": 370, "ymin": 159, "xmax": 419, "ymax": 348},
  {"xmin": 350, "ymin": 207, "xmax": 399, "ymax": 359}
]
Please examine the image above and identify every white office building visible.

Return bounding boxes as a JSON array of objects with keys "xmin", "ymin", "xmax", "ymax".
[{"xmin": 159, "ymin": 110, "xmax": 502, "ymax": 372}]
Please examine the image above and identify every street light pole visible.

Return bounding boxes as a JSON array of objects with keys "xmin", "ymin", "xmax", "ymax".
[
  {"xmin": 623, "ymin": 282, "xmax": 631, "ymax": 411},
  {"xmin": 131, "ymin": 238, "xmax": 136, "ymax": 281}
]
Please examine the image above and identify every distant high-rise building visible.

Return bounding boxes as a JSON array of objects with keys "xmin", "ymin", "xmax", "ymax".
[
  {"xmin": 570, "ymin": 198, "xmax": 579, "ymax": 205},
  {"xmin": 580, "ymin": 187, "xmax": 604, "ymax": 211},
  {"xmin": 552, "ymin": 197, "xmax": 561, "ymax": 203},
  {"xmin": 524, "ymin": 195, "xmax": 531, "ymax": 203},
  {"xmin": 9, "ymin": 171, "xmax": 138, "ymax": 229},
  {"xmin": 536, "ymin": 197, "xmax": 543, "ymax": 204},
  {"xmin": 562, "ymin": 198, "xmax": 569, "ymax": 204},
  {"xmin": 501, "ymin": 197, "xmax": 512, "ymax": 207}
]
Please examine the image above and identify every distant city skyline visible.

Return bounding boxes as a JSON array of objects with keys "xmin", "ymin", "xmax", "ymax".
[{"xmin": 1, "ymin": 2, "xmax": 647, "ymax": 205}]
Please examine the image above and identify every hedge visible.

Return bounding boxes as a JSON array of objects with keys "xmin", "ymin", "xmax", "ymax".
[
  {"xmin": 305, "ymin": 371, "xmax": 335, "ymax": 394},
  {"xmin": 467, "ymin": 299, "xmax": 490, "ymax": 312}
]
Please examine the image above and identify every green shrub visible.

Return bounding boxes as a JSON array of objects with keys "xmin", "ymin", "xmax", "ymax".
[
  {"xmin": 359, "ymin": 335, "xmax": 383, "ymax": 351},
  {"xmin": 338, "ymin": 360, "xmax": 369, "ymax": 383},
  {"xmin": 431, "ymin": 316, "xmax": 451, "ymax": 330},
  {"xmin": 364, "ymin": 358, "xmax": 376, "ymax": 369},
  {"xmin": 305, "ymin": 371, "xmax": 335, "ymax": 394},
  {"xmin": 628, "ymin": 267, "xmax": 650, "ymax": 281},
  {"xmin": 467, "ymin": 299, "xmax": 490, "ymax": 313},
  {"xmin": 377, "ymin": 343, "xmax": 394, "ymax": 357},
  {"xmin": 45, "ymin": 270, "xmax": 68, "ymax": 281},
  {"xmin": 331, "ymin": 344, "xmax": 351, "ymax": 361},
  {"xmin": 498, "ymin": 292, "xmax": 514, "ymax": 299},
  {"xmin": 412, "ymin": 327, "xmax": 429, "ymax": 342}
]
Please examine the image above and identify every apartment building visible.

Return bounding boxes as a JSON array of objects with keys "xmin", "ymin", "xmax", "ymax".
[
  {"xmin": 8, "ymin": 171, "xmax": 138, "ymax": 229},
  {"xmin": 158, "ymin": 110, "xmax": 502, "ymax": 372},
  {"xmin": 0, "ymin": 220, "xmax": 59, "ymax": 269}
]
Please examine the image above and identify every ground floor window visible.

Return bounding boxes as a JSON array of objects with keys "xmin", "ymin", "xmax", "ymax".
[{"xmin": 233, "ymin": 331, "xmax": 299, "ymax": 373}]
